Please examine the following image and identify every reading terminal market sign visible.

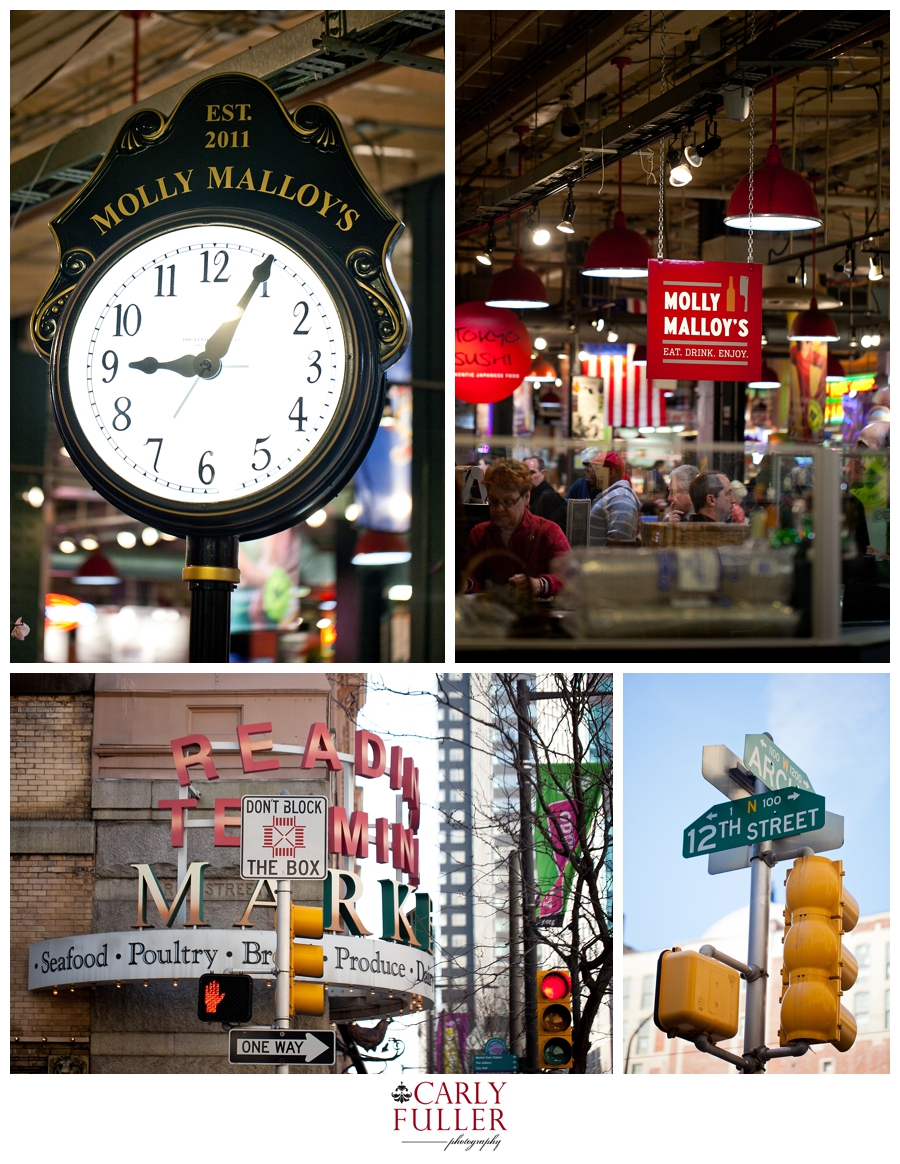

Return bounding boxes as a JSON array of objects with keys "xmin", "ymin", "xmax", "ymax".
[{"xmin": 29, "ymin": 722, "xmax": 434, "ymax": 1016}]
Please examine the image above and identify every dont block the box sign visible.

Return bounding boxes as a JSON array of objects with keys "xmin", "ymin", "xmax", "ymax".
[{"xmin": 647, "ymin": 259, "xmax": 762, "ymax": 382}]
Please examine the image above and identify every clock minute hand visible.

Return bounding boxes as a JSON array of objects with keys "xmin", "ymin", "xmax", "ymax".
[
  {"xmin": 129, "ymin": 354, "xmax": 198, "ymax": 377},
  {"xmin": 197, "ymin": 253, "xmax": 274, "ymax": 371}
]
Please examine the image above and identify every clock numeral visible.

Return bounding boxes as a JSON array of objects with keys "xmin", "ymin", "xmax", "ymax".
[
  {"xmin": 293, "ymin": 301, "xmax": 310, "ymax": 334},
  {"xmin": 289, "ymin": 397, "xmax": 309, "ymax": 432},
  {"xmin": 112, "ymin": 397, "xmax": 132, "ymax": 431},
  {"xmin": 155, "ymin": 264, "xmax": 176, "ymax": 297},
  {"xmin": 144, "ymin": 438, "xmax": 163, "ymax": 472},
  {"xmin": 251, "ymin": 436, "xmax": 272, "ymax": 472},
  {"xmin": 307, "ymin": 350, "xmax": 322, "ymax": 384},
  {"xmin": 101, "ymin": 350, "xmax": 118, "ymax": 383},
  {"xmin": 198, "ymin": 450, "xmax": 215, "ymax": 485},
  {"xmin": 113, "ymin": 304, "xmax": 142, "ymax": 336},
  {"xmin": 201, "ymin": 250, "xmax": 229, "ymax": 283}
]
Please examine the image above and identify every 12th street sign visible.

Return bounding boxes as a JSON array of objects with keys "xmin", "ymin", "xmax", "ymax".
[
  {"xmin": 240, "ymin": 794, "xmax": 327, "ymax": 880},
  {"xmin": 683, "ymin": 788, "xmax": 826, "ymax": 858},
  {"xmin": 743, "ymin": 734, "xmax": 814, "ymax": 792},
  {"xmin": 228, "ymin": 1028, "xmax": 336, "ymax": 1065}
]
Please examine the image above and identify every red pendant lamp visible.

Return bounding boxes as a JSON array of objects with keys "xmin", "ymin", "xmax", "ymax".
[
  {"xmin": 825, "ymin": 355, "xmax": 846, "ymax": 382},
  {"xmin": 789, "ymin": 297, "xmax": 840, "ymax": 342},
  {"xmin": 724, "ymin": 18, "xmax": 822, "ymax": 232},
  {"xmin": 632, "ymin": 344, "xmax": 647, "ymax": 365},
  {"xmin": 486, "ymin": 124, "xmax": 549, "ymax": 308},
  {"xmin": 748, "ymin": 361, "xmax": 781, "ymax": 389},
  {"xmin": 582, "ymin": 58, "xmax": 652, "ymax": 278}
]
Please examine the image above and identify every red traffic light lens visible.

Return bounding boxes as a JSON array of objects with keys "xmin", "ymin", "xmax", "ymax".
[{"xmin": 540, "ymin": 971, "xmax": 571, "ymax": 1001}]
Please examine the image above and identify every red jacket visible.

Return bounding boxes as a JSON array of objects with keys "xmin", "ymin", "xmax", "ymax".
[{"xmin": 465, "ymin": 508, "xmax": 571, "ymax": 597}]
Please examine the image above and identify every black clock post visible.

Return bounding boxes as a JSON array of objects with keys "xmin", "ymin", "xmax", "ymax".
[{"xmin": 183, "ymin": 535, "xmax": 240, "ymax": 662}]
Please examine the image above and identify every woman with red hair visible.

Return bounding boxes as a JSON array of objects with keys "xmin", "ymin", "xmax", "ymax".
[{"xmin": 464, "ymin": 458, "xmax": 571, "ymax": 598}]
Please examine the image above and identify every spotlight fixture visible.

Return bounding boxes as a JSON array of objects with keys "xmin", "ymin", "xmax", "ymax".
[
  {"xmin": 476, "ymin": 225, "xmax": 497, "ymax": 267},
  {"xmin": 556, "ymin": 183, "xmax": 577, "ymax": 233},
  {"xmin": 593, "ymin": 318, "xmax": 605, "ymax": 333},
  {"xmin": 848, "ymin": 329, "xmax": 859, "ymax": 349},
  {"xmin": 534, "ymin": 336, "xmax": 548, "ymax": 350},
  {"xmin": 761, "ymin": 333, "xmax": 768, "ymax": 346},
  {"xmin": 532, "ymin": 225, "xmax": 551, "ymax": 246},
  {"xmin": 607, "ymin": 330, "xmax": 619, "ymax": 343},
  {"xmin": 667, "ymin": 140, "xmax": 693, "ymax": 187},
  {"xmin": 683, "ymin": 141, "xmax": 703, "ymax": 169},
  {"xmin": 868, "ymin": 253, "xmax": 884, "ymax": 281},
  {"xmin": 695, "ymin": 119, "xmax": 721, "ymax": 158}
]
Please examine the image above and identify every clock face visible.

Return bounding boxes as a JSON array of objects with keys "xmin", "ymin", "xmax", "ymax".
[{"xmin": 64, "ymin": 223, "xmax": 349, "ymax": 509}]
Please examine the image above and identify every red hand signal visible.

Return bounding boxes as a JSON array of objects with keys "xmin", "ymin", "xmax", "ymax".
[{"xmin": 204, "ymin": 979, "xmax": 226, "ymax": 1013}]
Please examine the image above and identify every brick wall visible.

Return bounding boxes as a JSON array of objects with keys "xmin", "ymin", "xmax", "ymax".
[
  {"xmin": 11, "ymin": 694, "xmax": 93, "ymax": 820},
  {"xmin": 11, "ymin": 855, "xmax": 94, "ymax": 1040}
]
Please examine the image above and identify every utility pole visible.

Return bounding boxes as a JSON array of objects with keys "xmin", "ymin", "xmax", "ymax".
[
  {"xmin": 275, "ymin": 879, "xmax": 292, "ymax": 1074},
  {"xmin": 508, "ymin": 851, "xmax": 524, "ymax": 1058},
  {"xmin": 515, "ymin": 677, "xmax": 539, "ymax": 1072}
]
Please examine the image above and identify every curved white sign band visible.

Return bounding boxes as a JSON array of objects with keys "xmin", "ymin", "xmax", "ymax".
[{"xmin": 29, "ymin": 930, "xmax": 434, "ymax": 1005}]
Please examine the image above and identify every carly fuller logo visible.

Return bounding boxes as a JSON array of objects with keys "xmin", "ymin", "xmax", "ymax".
[{"xmin": 392, "ymin": 1081, "xmax": 507, "ymax": 1150}]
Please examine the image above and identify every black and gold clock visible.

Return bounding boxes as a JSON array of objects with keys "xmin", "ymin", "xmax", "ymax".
[{"xmin": 32, "ymin": 73, "xmax": 410, "ymax": 541}]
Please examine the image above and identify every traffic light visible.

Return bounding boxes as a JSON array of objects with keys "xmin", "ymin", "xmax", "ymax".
[
  {"xmin": 290, "ymin": 903, "xmax": 325, "ymax": 1017},
  {"xmin": 197, "ymin": 973, "xmax": 253, "ymax": 1024},
  {"xmin": 654, "ymin": 948, "xmax": 740, "ymax": 1042},
  {"xmin": 779, "ymin": 856, "xmax": 859, "ymax": 1052},
  {"xmin": 537, "ymin": 969, "xmax": 573, "ymax": 1069}
]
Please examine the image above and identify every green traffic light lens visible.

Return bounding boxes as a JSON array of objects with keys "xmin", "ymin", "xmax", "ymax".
[{"xmin": 543, "ymin": 1038, "xmax": 573, "ymax": 1067}]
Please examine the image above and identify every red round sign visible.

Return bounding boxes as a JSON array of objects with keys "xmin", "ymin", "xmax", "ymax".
[{"xmin": 455, "ymin": 301, "xmax": 532, "ymax": 403}]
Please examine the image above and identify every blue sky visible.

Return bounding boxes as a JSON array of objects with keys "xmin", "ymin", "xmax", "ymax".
[{"xmin": 623, "ymin": 673, "xmax": 890, "ymax": 952}]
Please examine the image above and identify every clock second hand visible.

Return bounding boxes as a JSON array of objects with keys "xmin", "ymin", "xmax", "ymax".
[{"xmin": 173, "ymin": 376, "xmax": 200, "ymax": 419}]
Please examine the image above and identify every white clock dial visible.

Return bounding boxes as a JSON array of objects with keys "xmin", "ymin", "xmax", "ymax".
[{"xmin": 66, "ymin": 224, "xmax": 347, "ymax": 505}]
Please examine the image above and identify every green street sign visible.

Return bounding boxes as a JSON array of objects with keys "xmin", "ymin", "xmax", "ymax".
[
  {"xmin": 683, "ymin": 788, "xmax": 827, "ymax": 858},
  {"xmin": 743, "ymin": 734, "xmax": 814, "ymax": 792}
]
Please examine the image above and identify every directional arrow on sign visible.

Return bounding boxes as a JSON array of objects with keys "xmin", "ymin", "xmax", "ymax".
[
  {"xmin": 298, "ymin": 1032, "xmax": 330, "ymax": 1061},
  {"xmin": 683, "ymin": 788, "xmax": 827, "ymax": 859},
  {"xmin": 228, "ymin": 1027, "xmax": 336, "ymax": 1065}
]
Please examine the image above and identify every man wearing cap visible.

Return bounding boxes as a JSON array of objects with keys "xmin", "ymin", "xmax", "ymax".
[
  {"xmin": 565, "ymin": 448, "xmax": 606, "ymax": 502},
  {"xmin": 589, "ymin": 452, "xmax": 641, "ymax": 547}
]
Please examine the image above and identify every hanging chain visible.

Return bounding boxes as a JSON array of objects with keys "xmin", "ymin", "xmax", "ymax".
[
  {"xmin": 657, "ymin": 13, "xmax": 667, "ymax": 260},
  {"xmin": 747, "ymin": 11, "xmax": 756, "ymax": 266}
]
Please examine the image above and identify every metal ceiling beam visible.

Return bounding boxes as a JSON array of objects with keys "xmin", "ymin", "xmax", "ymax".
[
  {"xmin": 456, "ymin": 11, "xmax": 633, "ymax": 147},
  {"xmin": 456, "ymin": 10, "xmax": 888, "ymax": 235},
  {"xmin": 11, "ymin": 10, "xmax": 440, "ymax": 204}
]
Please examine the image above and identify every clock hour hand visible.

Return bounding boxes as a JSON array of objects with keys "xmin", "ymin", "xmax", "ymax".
[
  {"xmin": 129, "ymin": 354, "xmax": 199, "ymax": 377},
  {"xmin": 196, "ymin": 253, "xmax": 274, "ymax": 374}
]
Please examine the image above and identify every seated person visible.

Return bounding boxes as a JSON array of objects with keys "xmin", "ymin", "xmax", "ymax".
[
  {"xmin": 524, "ymin": 456, "xmax": 567, "ymax": 531},
  {"xmin": 465, "ymin": 458, "xmax": 571, "ymax": 598},
  {"xmin": 688, "ymin": 471, "xmax": 736, "ymax": 522},
  {"xmin": 589, "ymin": 452, "xmax": 640, "ymax": 546},
  {"xmin": 663, "ymin": 464, "xmax": 699, "ymax": 522}
]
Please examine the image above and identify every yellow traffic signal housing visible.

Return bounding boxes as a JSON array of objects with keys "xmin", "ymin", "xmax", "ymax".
[
  {"xmin": 779, "ymin": 856, "xmax": 859, "ymax": 1051},
  {"xmin": 654, "ymin": 948, "xmax": 740, "ymax": 1042},
  {"xmin": 290, "ymin": 904, "xmax": 325, "ymax": 1017},
  {"xmin": 537, "ymin": 970, "xmax": 573, "ymax": 1069}
]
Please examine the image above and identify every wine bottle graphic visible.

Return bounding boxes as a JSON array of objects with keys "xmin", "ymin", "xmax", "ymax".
[{"xmin": 726, "ymin": 275, "xmax": 735, "ymax": 312}]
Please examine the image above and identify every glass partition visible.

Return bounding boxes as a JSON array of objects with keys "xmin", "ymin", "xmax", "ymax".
[{"xmin": 455, "ymin": 437, "xmax": 889, "ymax": 652}]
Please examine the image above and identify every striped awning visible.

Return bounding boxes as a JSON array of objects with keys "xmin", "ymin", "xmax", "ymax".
[{"xmin": 580, "ymin": 343, "xmax": 667, "ymax": 428}]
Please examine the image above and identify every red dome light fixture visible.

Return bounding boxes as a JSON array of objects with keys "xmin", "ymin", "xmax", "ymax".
[
  {"xmin": 582, "ymin": 58, "xmax": 651, "ymax": 279},
  {"xmin": 748, "ymin": 361, "xmax": 781, "ymax": 389},
  {"xmin": 789, "ymin": 297, "xmax": 840, "ymax": 342},
  {"xmin": 632, "ymin": 344, "xmax": 647, "ymax": 365},
  {"xmin": 485, "ymin": 252, "xmax": 549, "ymax": 309},
  {"xmin": 825, "ymin": 355, "xmax": 846, "ymax": 382},
  {"xmin": 724, "ymin": 32, "xmax": 822, "ymax": 232}
]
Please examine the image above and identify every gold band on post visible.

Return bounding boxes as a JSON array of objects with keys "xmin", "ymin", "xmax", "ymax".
[{"xmin": 182, "ymin": 566, "xmax": 241, "ymax": 584}]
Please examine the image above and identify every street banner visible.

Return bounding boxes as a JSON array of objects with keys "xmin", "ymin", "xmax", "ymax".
[
  {"xmin": 535, "ymin": 763, "xmax": 605, "ymax": 925},
  {"xmin": 436, "ymin": 1010, "xmax": 469, "ymax": 1073},
  {"xmin": 647, "ymin": 259, "xmax": 762, "ymax": 381}
]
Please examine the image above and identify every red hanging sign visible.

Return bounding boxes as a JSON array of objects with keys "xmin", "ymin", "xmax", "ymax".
[{"xmin": 647, "ymin": 259, "xmax": 762, "ymax": 382}]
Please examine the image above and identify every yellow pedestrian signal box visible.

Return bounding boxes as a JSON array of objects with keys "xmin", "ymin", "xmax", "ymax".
[
  {"xmin": 537, "ymin": 970, "xmax": 573, "ymax": 1069},
  {"xmin": 779, "ymin": 856, "xmax": 859, "ymax": 1052},
  {"xmin": 654, "ymin": 948, "xmax": 740, "ymax": 1042},
  {"xmin": 290, "ymin": 904, "xmax": 325, "ymax": 1017}
]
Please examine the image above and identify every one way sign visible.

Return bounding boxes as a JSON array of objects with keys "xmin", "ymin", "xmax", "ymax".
[{"xmin": 229, "ymin": 1028, "xmax": 336, "ymax": 1065}]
